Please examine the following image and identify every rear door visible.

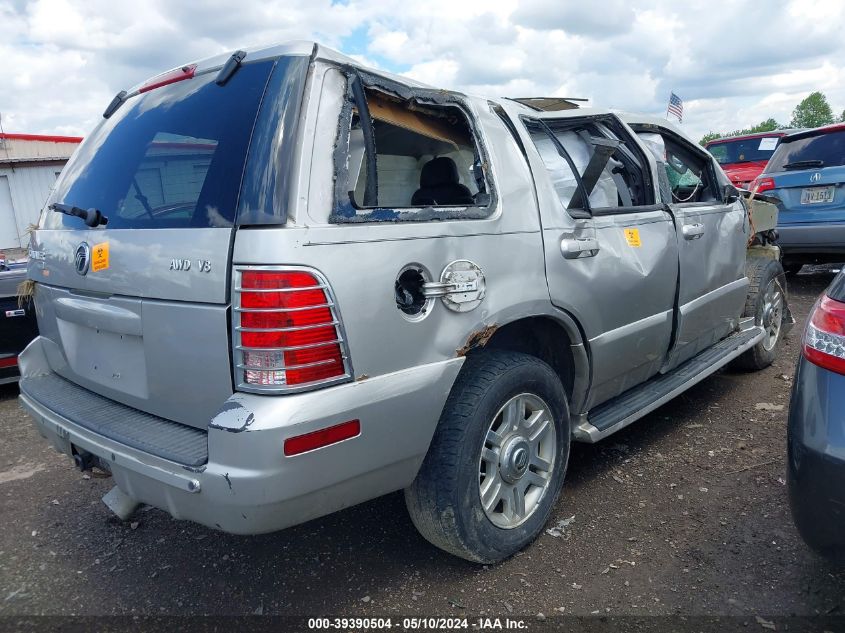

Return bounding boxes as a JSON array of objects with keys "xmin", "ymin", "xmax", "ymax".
[
  {"xmin": 634, "ymin": 125, "xmax": 748, "ymax": 370},
  {"xmin": 28, "ymin": 56, "xmax": 309, "ymax": 428},
  {"xmin": 519, "ymin": 113, "xmax": 678, "ymax": 409}
]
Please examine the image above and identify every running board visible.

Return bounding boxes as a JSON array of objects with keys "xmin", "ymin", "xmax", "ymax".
[{"xmin": 574, "ymin": 324, "xmax": 765, "ymax": 443}]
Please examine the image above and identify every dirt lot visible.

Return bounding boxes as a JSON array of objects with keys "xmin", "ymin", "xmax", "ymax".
[{"xmin": 1, "ymin": 268, "xmax": 844, "ymax": 621}]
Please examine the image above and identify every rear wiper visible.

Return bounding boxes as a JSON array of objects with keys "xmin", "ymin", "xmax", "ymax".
[
  {"xmin": 783, "ymin": 159, "xmax": 824, "ymax": 170},
  {"xmin": 49, "ymin": 203, "xmax": 109, "ymax": 227}
]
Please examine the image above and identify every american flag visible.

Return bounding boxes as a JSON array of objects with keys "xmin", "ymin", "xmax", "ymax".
[{"xmin": 667, "ymin": 92, "xmax": 683, "ymax": 122}]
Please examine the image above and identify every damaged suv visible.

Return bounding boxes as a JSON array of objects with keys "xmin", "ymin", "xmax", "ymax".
[{"xmin": 20, "ymin": 42, "xmax": 788, "ymax": 563}]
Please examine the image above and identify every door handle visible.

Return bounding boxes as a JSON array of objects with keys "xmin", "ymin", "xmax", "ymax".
[
  {"xmin": 682, "ymin": 223, "xmax": 705, "ymax": 240},
  {"xmin": 560, "ymin": 237, "xmax": 600, "ymax": 259}
]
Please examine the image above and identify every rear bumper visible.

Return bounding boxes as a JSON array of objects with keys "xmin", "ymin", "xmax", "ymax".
[
  {"xmin": 19, "ymin": 336, "xmax": 463, "ymax": 534},
  {"xmin": 777, "ymin": 221, "xmax": 845, "ymax": 257},
  {"xmin": 0, "ymin": 362, "xmax": 20, "ymax": 385},
  {"xmin": 787, "ymin": 357, "xmax": 845, "ymax": 554}
]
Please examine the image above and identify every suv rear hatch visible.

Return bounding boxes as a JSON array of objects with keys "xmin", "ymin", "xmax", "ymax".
[
  {"xmin": 29, "ymin": 54, "xmax": 308, "ymax": 428},
  {"xmin": 761, "ymin": 127, "xmax": 845, "ymax": 225},
  {"xmin": 705, "ymin": 134, "xmax": 782, "ymax": 187}
]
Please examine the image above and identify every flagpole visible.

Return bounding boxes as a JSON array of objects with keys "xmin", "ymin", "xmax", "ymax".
[{"xmin": 665, "ymin": 92, "xmax": 671, "ymax": 120}]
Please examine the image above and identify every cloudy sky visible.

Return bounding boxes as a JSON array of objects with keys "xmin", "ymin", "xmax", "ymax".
[{"xmin": 1, "ymin": 0, "xmax": 843, "ymax": 142}]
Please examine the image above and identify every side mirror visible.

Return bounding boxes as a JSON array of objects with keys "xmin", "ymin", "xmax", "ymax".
[{"xmin": 724, "ymin": 184, "xmax": 740, "ymax": 204}]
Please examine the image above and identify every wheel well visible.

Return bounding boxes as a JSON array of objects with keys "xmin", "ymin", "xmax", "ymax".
[{"xmin": 481, "ymin": 317, "xmax": 576, "ymax": 399}]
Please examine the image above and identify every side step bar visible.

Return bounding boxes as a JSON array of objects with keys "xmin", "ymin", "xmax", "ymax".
[{"xmin": 574, "ymin": 323, "xmax": 765, "ymax": 443}]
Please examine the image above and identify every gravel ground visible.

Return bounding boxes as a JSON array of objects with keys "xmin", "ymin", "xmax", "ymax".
[{"xmin": 1, "ymin": 268, "xmax": 844, "ymax": 619}]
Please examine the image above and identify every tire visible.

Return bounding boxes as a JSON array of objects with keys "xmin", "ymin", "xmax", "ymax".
[
  {"xmin": 730, "ymin": 257, "xmax": 786, "ymax": 371},
  {"xmin": 783, "ymin": 261, "xmax": 804, "ymax": 275},
  {"xmin": 405, "ymin": 350, "xmax": 570, "ymax": 563},
  {"xmin": 788, "ymin": 468, "xmax": 845, "ymax": 564}
]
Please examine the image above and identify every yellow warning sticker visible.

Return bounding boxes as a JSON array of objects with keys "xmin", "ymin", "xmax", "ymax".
[
  {"xmin": 91, "ymin": 242, "xmax": 109, "ymax": 272},
  {"xmin": 624, "ymin": 228, "xmax": 641, "ymax": 248}
]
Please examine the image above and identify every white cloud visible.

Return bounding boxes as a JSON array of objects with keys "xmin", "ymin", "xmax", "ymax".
[
  {"xmin": 0, "ymin": 0, "xmax": 843, "ymax": 142},
  {"xmin": 513, "ymin": 0, "xmax": 636, "ymax": 37}
]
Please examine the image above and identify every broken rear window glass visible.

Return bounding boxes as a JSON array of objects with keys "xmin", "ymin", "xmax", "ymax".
[{"xmin": 332, "ymin": 81, "xmax": 492, "ymax": 222}]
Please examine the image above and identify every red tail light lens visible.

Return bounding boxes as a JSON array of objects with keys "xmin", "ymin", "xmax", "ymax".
[
  {"xmin": 803, "ymin": 295, "xmax": 845, "ymax": 375},
  {"xmin": 750, "ymin": 177, "xmax": 775, "ymax": 194},
  {"xmin": 234, "ymin": 269, "xmax": 350, "ymax": 390}
]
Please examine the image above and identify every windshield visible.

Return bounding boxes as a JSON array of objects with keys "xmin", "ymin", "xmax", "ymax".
[
  {"xmin": 43, "ymin": 57, "xmax": 306, "ymax": 230},
  {"xmin": 765, "ymin": 130, "xmax": 845, "ymax": 173},
  {"xmin": 706, "ymin": 136, "xmax": 781, "ymax": 165}
]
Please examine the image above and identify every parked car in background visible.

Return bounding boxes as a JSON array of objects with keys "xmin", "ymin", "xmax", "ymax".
[
  {"xmin": 0, "ymin": 254, "xmax": 38, "ymax": 384},
  {"xmin": 788, "ymin": 268, "xmax": 845, "ymax": 561},
  {"xmin": 706, "ymin": 130, "xmax": 801, "ymax": 189},
  {"xmin": 18, "ymin": 42, "xmax": 789, "ymax": 563},
  {"xmin": 751, "ymin": 124, "xmax": 845, "ymax": 273}
]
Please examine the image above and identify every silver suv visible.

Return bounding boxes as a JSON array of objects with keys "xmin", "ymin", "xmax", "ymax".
[{"xmin": 19, "ymin": 42, "xmax": 788, "ymax": 563}]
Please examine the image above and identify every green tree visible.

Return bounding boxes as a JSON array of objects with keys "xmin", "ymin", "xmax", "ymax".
[
  {"xmin": 699, "ymin": 131, "xmax": 722, "ymax": 146},
  {"xmin": 840, "ymin": 109, "xmax": 845, "ymax": 123},
  {"xmin": 699, "ymin": 119, "xmax": 782, "ymax": 146},
  {"xmin": 746, "ymin": 118, "xmax": 780, "ymax": 133},
  {"xmin": 790, "ymin": 91, "xmax": 835, "ymax": 128}
]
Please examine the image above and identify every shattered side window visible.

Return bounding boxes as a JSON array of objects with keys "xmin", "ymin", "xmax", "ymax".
[
  {"xmin": 331, "ymin": 81, "xmax": 493, "ymax": 222},
  {"xmin": 527, "ymin": 119, "xmax": 652, "ymax": 215},
  {"xmin": 640, "ymin": 131, "xmax": 718, "ymax": 204}
]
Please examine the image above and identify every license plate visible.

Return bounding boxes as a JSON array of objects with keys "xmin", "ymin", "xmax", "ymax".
[{"xmin": 800, "ymin": 186, "xmax": 835, "ymax": 204}]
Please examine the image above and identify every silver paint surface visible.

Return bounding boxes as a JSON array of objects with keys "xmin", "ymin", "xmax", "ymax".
[{"xmin": 19, "ymin": 42, "xmax": 764, "ymax": 535}]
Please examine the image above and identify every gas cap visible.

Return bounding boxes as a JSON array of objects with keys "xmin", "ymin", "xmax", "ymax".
[{"xmin": 422, "ymin": 259, "xmax": 486, "ymax": 313}]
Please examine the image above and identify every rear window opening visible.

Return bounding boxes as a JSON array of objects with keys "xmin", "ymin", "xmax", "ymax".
[
  {"xmin": 765, "ymin": 129, "xmax": 845, "ymax": 173},
  {"xmin": 332, "ymin": 78, "xmax": 493, "ymax": 223},
  {"xmin": 706, "ymin": 136, "xmax": 781, "ymax": 165},
  {"xmin": 526, "ymin": 117, "xmax": 654, "ymax": 215}
]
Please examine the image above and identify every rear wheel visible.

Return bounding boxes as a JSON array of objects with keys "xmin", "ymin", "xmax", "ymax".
[
  {"xmin": 731, "ymin": 257, "xmax": 786, "ymax": 371},
  {"xmin": 405, "ymin": 350, "xmax": 570, "ymax": 563}
]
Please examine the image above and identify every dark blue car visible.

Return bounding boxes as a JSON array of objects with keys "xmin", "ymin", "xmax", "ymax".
[
  {"xmin": 751, "ymin": 124, "xmax": 845, "ymax": 273},
  {"xmin": 788, "ymin": 268, "xmax": 845, "ymax": 559}
]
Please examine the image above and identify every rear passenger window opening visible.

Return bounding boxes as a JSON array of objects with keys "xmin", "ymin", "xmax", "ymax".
[
  {"xmin": 331, "ymin": 72, "xmax": 494, "ymax": 222},
  {"xmin": 525, "ymin": 116, "xmax": 655, "ymax": 217}
]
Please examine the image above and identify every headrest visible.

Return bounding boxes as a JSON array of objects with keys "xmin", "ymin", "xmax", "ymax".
[{"xmin": 420, "ymin": 157, "xmax": 460, "ymax": 188}]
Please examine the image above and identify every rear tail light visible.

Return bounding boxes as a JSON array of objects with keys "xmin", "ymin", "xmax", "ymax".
[
  {"xmin": 803, "ymin": 294, "xmax": 845, "ymax": 375},
  {"xmin": 233, "ymin": 267, "xmax": 352, "ymax": 392},
  {"xmin": 0, "ymin": 356, "xmax": 17, "ymax": 369},
  {"xmin": 750, "ymin": 177, "xmax": 775, "ymax": 194}
]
